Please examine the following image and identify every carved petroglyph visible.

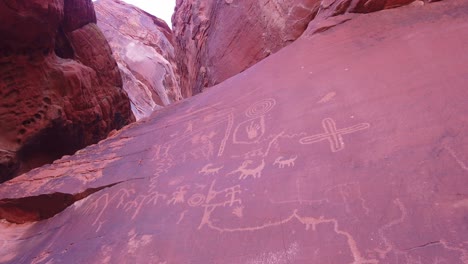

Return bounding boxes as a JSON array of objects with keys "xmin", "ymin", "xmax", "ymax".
[
  {"xmin": 234, "ymin": 117, "xmax": 266, "ymax": 144},
  {"xmin": 176, "ymin": 210, "xmax": 188, "ymax": 224},
  {"xmin": 228, "ymin": 159, "xmax": 266, "ymax": 180},
  {"xmin": 439, "ymin": 240, "xmax": 468, "ymax": 263},
  {"xmin": 188, "ymin": 193, "xmax": 206, "ymax": 207},
  {"xmin": 197, "ymin": 180, "xmax": 242, "ymax": 230},
  {"xmin": 274, "ymin": 155, "xmax": 298, "ymax": 168},
  {"xmin": 245, "ymin": 98, "xmax": 276, "ymax": 118},
  {"xmin": 232, "ymin": 206, "xmax": 244, "ymax": 218},
  {"xmin": 158, "ymin": 108, "xmax": 235, "ymax": 158},
  {"xmin": 233, "ymin": 99, "xmax": 276, "ymax": 144},
  {"xmin": 125, "ymin": 191, "xmax": 167, "ymax": 220},
  {"xmin": 326, "ymin": 182, "xmax": 370, "ymax": 215},
  {"xmin": 85, "ymin": 188, "xmax": 137, "ymax": 232},
  {"xmin": 231, "ymin": 131, "xmax": 285, "ymax": 159},
  {"xmin": 198, "ymin": 163, "xmax": 224, "ymax": 176},
  {"xmin": 444, "ymin": 145, "xmax": 468, "ymax": 172},
  {"xmin": 299, "ymin": 118, "xmax": 370, "ymax": 152},
  {"xmin": 167, "ymin": 186, "xmax": 189, "ymax": 205},
  {"xmin": 201, "ymin": 208, "xmax": 378, "ymax": 263},
  {"xmin": 375, "ymin": 199, "xmax": 407, "ymax": 259},
  {"xmin": 317, "ymin": 91, "xmax": 337, "ymax": 104}
]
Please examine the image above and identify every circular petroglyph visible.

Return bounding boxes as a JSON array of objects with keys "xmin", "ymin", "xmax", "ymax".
[
  {"xmin": 245, "ymin": 98, "xmax": 276, "ymax": 118},
  {"xmin": 188, "ymin": 194, "xmax": 206, "ymax": 207}
]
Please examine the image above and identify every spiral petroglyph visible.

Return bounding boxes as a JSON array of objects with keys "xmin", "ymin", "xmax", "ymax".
[{"xmin": 245, "ymin": 98, "xmax": 276, "ymax": 118}]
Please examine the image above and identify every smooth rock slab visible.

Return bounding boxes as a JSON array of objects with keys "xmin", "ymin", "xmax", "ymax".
[{"xmin": 0, "ymin": 1, "xmax": 467, "ymax": 263}]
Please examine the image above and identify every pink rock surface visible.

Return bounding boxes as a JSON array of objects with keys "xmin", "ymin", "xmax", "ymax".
[
  {"xmin": 1, "ymin": 0, "xmax": 467, "ymax": 263},
  {"xmin": 0, "ymin": 0, "xmax": 134, "ymax": 182},
  {"xmin": 95, "ymin": 0, "xmax": 183, "ymax": 120}
]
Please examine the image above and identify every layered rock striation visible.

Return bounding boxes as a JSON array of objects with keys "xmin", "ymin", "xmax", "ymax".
[
  {"xmin": 1, "ymin": 1, "xmax": 467, "ymax": 263},
  {"xmin": 0, "ymin": 0, "xmax": 134, "ymax": 182},
  {"xmin": 95, "ymin": 0, "xmax": 182, "ymax": 120}
]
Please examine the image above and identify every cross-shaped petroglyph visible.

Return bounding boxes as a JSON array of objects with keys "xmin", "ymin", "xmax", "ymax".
[{"xmin": 299, "ymin": 118, "xmax": 370, "ymax": 152}]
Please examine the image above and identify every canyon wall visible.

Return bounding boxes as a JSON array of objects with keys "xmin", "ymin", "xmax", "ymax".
[
  {"xmin": 0, "ymin": 0, "xmax": 134, "ymax": 182},
  {"xmin": 95, "ymin": 0, "xmax": 182, "ymax": 120},
  {"xmin": 172, "ymin": 0, "xmax": 433, "ymax": 96},
  {"xmin": 1, "ymin": 1, "xmax": 467, "ymax": 263}
]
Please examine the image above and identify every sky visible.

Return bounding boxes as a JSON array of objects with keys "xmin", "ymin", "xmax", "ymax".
[{"xmin": 122, "ymin": 0, "xmax": 176, "ymax": 26}]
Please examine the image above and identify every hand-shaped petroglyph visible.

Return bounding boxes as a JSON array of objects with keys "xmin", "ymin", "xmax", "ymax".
[{"xmin": 246, "ymin": 121, "xmax": 261, "ymax": 139}]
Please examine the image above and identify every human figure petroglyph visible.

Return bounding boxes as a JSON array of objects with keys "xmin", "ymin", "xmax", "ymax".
[
  {"xmin": 198, "ymin": 163, "xmax": 224, "ymax": 176},
  {"xmin": 85, "ymin": 188, "xmax": 136, "ymax": 232},
  {"xmin": 299, "ymin": 118, "xmax": 370, "ymax": 152},
  {"xmin": 228, "ymin": 159, "xmax": 266, "ymax": 180},
  {"xmin": 273, "ymin": 155, "xmax": 298, "ymax": 168},
  {"xmin": 159, "ymin": 109, "xmax": 234, "ymax": 157},
  {"xmin": 125, "ymin": 191, "xmax": 167, "ymax": 220},
  {"xmin": 197, "ymin": 180, "xmax": 242, "ymax": 230},
  {"xmin": 167, "ymin": 186, "xmax": 189, "ymax": 205}
]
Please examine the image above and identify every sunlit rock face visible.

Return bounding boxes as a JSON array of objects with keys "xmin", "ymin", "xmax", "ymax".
[
  {"xmin": 172, "ymin": 0, "xmax": 431, "ymax": 96},
  {"xmin": 0, "ymin": 0, "xmax": 134, "ymax": 182},
  {"xmin": 0, "ymin": 0, "xmax": 467, "ymax": 263},
  {"xmin": 95, "ymin": 0, "xmax": 183, "ymax": 120}
]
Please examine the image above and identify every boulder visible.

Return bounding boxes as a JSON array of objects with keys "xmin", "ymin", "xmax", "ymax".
[{"xmin": 0, "ymin": 0, "xmax": 134, "ymax": 182}]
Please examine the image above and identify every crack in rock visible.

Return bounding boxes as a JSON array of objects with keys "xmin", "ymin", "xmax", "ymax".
[{"xmin": 0, "ymin": 181, "xmax": 126, "ymax": 224}]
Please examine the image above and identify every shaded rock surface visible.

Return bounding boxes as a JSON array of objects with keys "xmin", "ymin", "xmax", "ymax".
[
  {"xmin": 172, "ymin": 0, "xmax": 434, "ymax": 96},
  {"xmin": 1, "ymin": 0, "xmax": 468, "ymax": 263},
  {"xmin": 0, "ymin": 0, "xmax": 134, "ymax": 182},
  {"xmin": 95, "ymin": 0, "xmax": 182, "ymax": 120}
]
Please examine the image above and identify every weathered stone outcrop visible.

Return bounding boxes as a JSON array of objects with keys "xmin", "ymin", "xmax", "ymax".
[
  {"xmin": 1, "ymin": 1, "xmax": 467, "ymax": 263},
  {"xmin": 95, "ymin": 0, "xmax": 182, "ymax": 120},
  {"xmin": 172, "ymin": 0, "xmax": 435, "ymax": 96},
  {"xmin": 0, "ymin": 0, "xmax": 134, "ymax": 182}
]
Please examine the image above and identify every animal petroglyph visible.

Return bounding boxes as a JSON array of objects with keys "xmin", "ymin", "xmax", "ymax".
[
  {"xmin": 198, "ymin": 163, "xmax": 224, "ymax": 176},
  {"xmin": 201, "ymin": 209, "xmax": 378, "ymax": 264},
  {"xmin": 299, "ymin": 118, "xmax": 370, "ymax": 152},
  {"xmin": 228, "ymin": 159, "xmax": 265, "ymax": 180},
  {"xmin": 274, "ymin": 155, "xmax": 298, "ymax": 168}
]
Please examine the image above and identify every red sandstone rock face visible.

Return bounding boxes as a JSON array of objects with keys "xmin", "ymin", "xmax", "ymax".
[
  {"xmin": 95, "ymin": 0, "xmax": 183, "ymax": 120},
  {"xmin": 0, "ymin": 0, "xmax": 134, "ymax": 182},
  {"xmin": 172, "ymin": 0, "xmax": 432, "ymax": 96},
  {"xmin": 1, "ymin": 0, "xmax": 468, "ymax": 263}
]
